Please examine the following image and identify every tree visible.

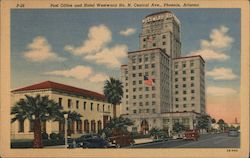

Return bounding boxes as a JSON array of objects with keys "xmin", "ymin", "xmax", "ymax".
[
  {"xmin": 217, "ymin": 119, "xmax": 225, "ymax": 132},
  {"xmin": 11, "ymin": 94, "xmax": 62, "ymax": 148},
  {"xmin": 104, "ymin": 77, "xmax": 123, "ymax": 118},
  {"xmin": 58, "ymin": 111, "xmax": 83, "ymax": 135},
  {"xmin": 197, "ymin": 115, "xmax": 211, "ymax": 132},
  {"xmin": 173, "ymin": 122, "xmax": 185, "ymax": 133},
  {"xmin": 101, "ymin": 116, "xmax": 133, "ymax": 137}
]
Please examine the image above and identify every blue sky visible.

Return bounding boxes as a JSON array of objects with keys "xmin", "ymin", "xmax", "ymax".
[{"xmin": 11, "ymin": 9, "xmax": 240, "ymax": 122}]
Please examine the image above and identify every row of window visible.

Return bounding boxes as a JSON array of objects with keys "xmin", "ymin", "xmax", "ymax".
[
  {"xmin": 175, "ymin": 83, "xmax": 195, "ymax": 89},
  {"xmin": 131, "ymin": 53, "xmax": 155, "ymax": 64},
  {"xmin": 174, "ymin": 61, "xmax": 195, "ymax": 69},
  {"xmin": 59, "ymin": 98, "xmax": 110, "ymax": 112},
  {"xmin": 132, "ymin": 101, "xmax": 156, "ymax": 106},
  {"xmin": 174, "ymin": 89, "xmax": 195, "ymax": 97},
  {"xmin": 132, "ymin": 63, "xmax": 156, "ymax": 70},
  {"xmin": 174, "ymin": 76, "xmax": 195, "ymax": 82},
  {"xmin": 174, "ymin": 69, "xmax": 195, "ymax": 75},
  {"xmin": 133, "ymin": 108, "xmax": 156, "ymax": 114},
  {"xmin": 175, "ymin": 103, "xmax": 195, "ymax": 108}
]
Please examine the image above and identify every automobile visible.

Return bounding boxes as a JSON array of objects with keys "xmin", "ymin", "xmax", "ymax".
[
  {"xmin": 81, "ymin": 137, "xmax": 115, "ymax": 148},
  {"xmin": 75, "ymin": 133, "xmax": 100, "ymax": 146},
  {"xmin": 172, "ymin": 132, "xmax": 184, "ymax": 139},
  {"xmin": 228, "ymin": 129, "xmax": 239, "ymax": 137},
  {"xmin": 183, "ymin": 130, "xmax": 199, "ymax": 141},
  {"xmin": 108, "ymin": 134, "xmax": 135, "ymax": 148}
]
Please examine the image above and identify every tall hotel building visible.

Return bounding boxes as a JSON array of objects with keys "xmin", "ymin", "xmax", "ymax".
[{"xmin": 121, "ymin": 11, "xmax": 205, "ymax": 135}]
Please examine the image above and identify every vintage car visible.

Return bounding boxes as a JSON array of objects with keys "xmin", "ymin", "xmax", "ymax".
[
  {"xmin": 108, "ymin": 134, "xmax": 135, "ymax": 148},
  {"xmin": 228, "ymin": 129, "xmax": 239, "ymax": 137},
  {"xmin": 183, "ymin": 130, "xmax": 199, "ymax": 141}
]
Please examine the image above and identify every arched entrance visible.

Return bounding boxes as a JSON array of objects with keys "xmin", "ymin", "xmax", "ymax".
[{"xmin": 141, "ymin": 120, "xmax": 149, "ymax": 134}]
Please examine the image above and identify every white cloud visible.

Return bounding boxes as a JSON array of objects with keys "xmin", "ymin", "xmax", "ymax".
[
  {"xmin": 201, "ymin": 26, "xmax": 234, "ymax": 49},
  {"xmin": 65, "ymin": 24, "xmax": 112, "ymax": 55},
  {"xmin": 45, "ymin": 65, "xmax": 92, "ymax": 80},
  {"xmin": 45, "ymin": 65, "xmax": 109, "ymax": 83},
  {"xmin": 207, "ymin": 86, "xmax": 237, "ymax": 96},
  {"xmin": 190, "ymin": 49, "xmax": 230, "ymax": 61},
  {"xmin": 65, "ymin": 24, "xmax": 128, "ymax": 68},
  {"xmin": 206, "ymin": 67, "xmax": 238, "ymax": 80},
  {"xmin": 89, "ymin": 73, "xmax": 109, "ymax": 83},
  {"xmin": 23, "ymin": 36, "xmax": 66, "ymax": 62},
  {"xmin": 188, "ymin": 26, "xmax": 234, "ymax": 61},
  {"xmin": 84, "ymin": 45, "xmax": 127, "ymax": 68},
  {"xmin": 120, "ymin": 28, "xmax": 136, "ymax": 36}
]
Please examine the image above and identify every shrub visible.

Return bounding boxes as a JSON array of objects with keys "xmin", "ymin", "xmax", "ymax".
[
  {"xmin": 57, "ymin": 133, "xmax": 64, "ymax": 140},
  {"xmin": 41, "ymin": 132, "xmax": 49, "ymax": 140},
  {"xmin": 11, "ymin": 140, "xmax": 33, "ymax": 148},
  {"xmin": 50, "ymin": 132, "xmax": 58, "ymax": 140}
]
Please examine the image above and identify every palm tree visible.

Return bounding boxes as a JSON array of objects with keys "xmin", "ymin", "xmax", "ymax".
[
  {"xmin": 103, "ymin": 77, "xmax": 123, "ymax": 118},
  {"xmin": 59, "ymin": 111, "xmax": 83, "ymax": 135},
  {"xmin": 197, "ymin": 115, "xmax": 211, "ymax": 133},
  {"xmin": 102, "ymin": 116, "xmax": 133, "ymax": 137},
  {"xmin": 11, "ymin": 94, "xmax": 62, "ymax": 148}
]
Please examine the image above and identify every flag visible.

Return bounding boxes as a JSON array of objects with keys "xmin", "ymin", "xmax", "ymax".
[{"xmin": 144, "ymin": 75, "xmax": 154, "ymax": 86}]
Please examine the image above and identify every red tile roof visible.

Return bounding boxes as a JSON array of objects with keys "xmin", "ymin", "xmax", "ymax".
[{"xmin": 12, "ymin": 81, "xmax": 106, "ymax": 101}]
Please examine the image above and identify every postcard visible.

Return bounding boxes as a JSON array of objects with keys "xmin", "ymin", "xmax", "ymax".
[{"xmin": 0, "ymin": 0, "xmax": 249, "ymax": 157}]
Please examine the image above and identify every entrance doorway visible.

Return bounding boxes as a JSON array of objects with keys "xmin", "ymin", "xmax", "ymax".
[{"xmin": 141, "ymin": 120, "xmax": 149, "ymax": 134}]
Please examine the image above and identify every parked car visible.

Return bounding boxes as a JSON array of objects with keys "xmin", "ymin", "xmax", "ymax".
[
  {"xmin": 228, "ymin": 129, "xmax": 239, "ymax": 137},
  {"xmin": 108, "ymin": 134, "xmax": 135, "ymax": 148},
  {"xmin": 172, "ymin": 132, "xmax": 184, "ymax": 139},
  {"xmin": 82, "ymin": 137, "xmax": 115, "ymax": 148},
  {"xmin": 183, "ymin": 130, "xmax": 199, "ymax": 141}
]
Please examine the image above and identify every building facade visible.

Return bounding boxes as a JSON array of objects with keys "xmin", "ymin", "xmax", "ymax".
[
  {"xmin": 120, "ymin": 11, "xmax": 205, "ymax": 135},
  {"xmin": 11, "ymin": 81, "xmax": 113, "ymax": 140}
]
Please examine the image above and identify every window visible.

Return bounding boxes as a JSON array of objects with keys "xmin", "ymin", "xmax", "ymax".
[
  {"xmin": 191, "ymin": 90, "xmax": 195, "ymax": 93},
  {"xmin": 146, "ymin": 102, "xmax": 149, "ymax": 106},
  {"xmin": 183, "ymin": 70, "xmax": 186, "ymax": 74},
  {"xmin": 126, "ymin": 89, "xmax": 128, "ymax": 92},
  {"xmin": 133, "ymin": 110, "xmax": 137, "ymax": 114},
  {"xmin": 139, "ymin": 87, "xmax": 143, "ymax": 91},
  {"xmin": 68, "ymin": 99, "xmax": 72, "ymax": 108},
  {"xmin": 133, "ymin": 88, "xmax": 136, "ymax": 92},
  {"xmin": 152, "ymin": 86, "xmax": 155, "ymax": 90},
  {"xmin": 139, "ymin": 73, "xmax": 142, "ymax": 77},
  {"xmin": 191, "ymin": 83, "xmax": 194, "ymax": 87},
  {"xmin": 133, "ymin": 81, "xmax": 136, "ymax": 85},
  {"xmin": 145, "ymin": 94, "xmax": 149, "ymax": 98},
  {"xmin": 183, "ymin": 91, "xmax": 186, "ymax": 94},
  {"xmin": 191, "ymin": 77, "xmax": 195, "ymax": 80},
  {"xmin": 162, "ymin": 41, "xmax": 166, "ymax": 45},
  {"xmin": 97, "ymin": 104, "xmax": 100, "ymax": 111},
  {"xmin": 183, "ymin": 63, "xmax": 186, "ymax": 68},
  {"xmin": 90, "ymin": 103, "xmax": 94, "ymax": 111},
  {"xmin": 76, "ymin": 100, "xmax": 79, "ymax": 109},
  {"xmin": 152, "ymin": 109, "xmax": 156, "ymax": 113},
  {"xmin": 83, "ymin": 102, "xmax": 86, "ymax": 110},
  {"xmin": 190, "ymin": 62, "xmax": 194, "ymax": 67},
  {"xmin": 126, "ymin": 107, "xmax": 129, "ymax": 111},
  {"xmin": 126, "ymin": 77, "xmax": 128, "ymax": 80},
  {"xmin": 133, "ymin": 102, "xmax": 136, "ymax": 106},
  {"xmin": 144, "ymin": 55, "xmax": 149, "ymax": 62},
  {"xmin": 151, "ymin": 64, "xmax": 155, "ymax": 68},
  {"xmin": 175, "ymin": 91, "xmax": 178, "ymax": 94},
  {"xmin": 192, "ymin": 103, "xmax": 195, "ymax": 107},
  {"xmin": 139, "ymin": 65, "xmax": 142, "ymax": 69},
  {"xmin": 145, "ymin": 64, "xmax": 149, "ymax": 69},
  {"xmin": 191, "ymin": 96, "xmax": 195, "ymax": 100},
  {"xmin": 175, "ymin": 85, "xmax": 178, "ymax": 88},
  {"xmin": 126, "ymin": 83, "xmax": 128, "ymax": 86},
  {"xmin": 133, "ymin": 95, "xmax": 136, "ymax": 99},
  {"xmin": 132, "ymin": 66, "xmax": 136, "ymax": 70},
  {"xmin": 58, "ymin": 98, "xmax": 62, "ymax": 107},
  {"xmin": 152, "ymin": 71, "xmax": 155, "ymax": 75},
  {"xmin": 162, "ymin": 35, "xmax": 166, "ymax": 39},
  {"xmin": 152, "ymin": 94, "xmax": 156, "ymax": 98},
  {"xmin": 139, "ymin": 80, "xmax": 142, "ymax": 84},
  {"xmin": 183, "ymin": 77, "xmax": 186, "ymax": 81},
  {"xmin": 175, "ymin": 104, "xmax": 179, "ymax": 108},
  {"xmin": 139, "ymin": 102, "xmax": 143, "ymax": 106},
  {"xmin": 132, "ymin": 56, "xmax": 136, "ymax": 63},
  {"xmin": 143, "ymin": 38, "xmax": 146, "ymax": 41},
  {"xmin": 126, "ymin": 95, "xmax": 128, "ymax": 98},
  {"xmin": 183, "ymin": 84, "xmax": 186, "ymax": 88},
  {"xmin": 191, "ymin": 70, "xmax": 194, "ymax": 73},
  {"xmin": 139, "ymin": 95, "xmax": 142, "ymax": 99},
  {"xmin": 145, "ymin": 87, "xmax": 149, "ymax": 91},
  {"xmin": 175, "ymin": 64, "xmax": 178, "ymax": 69},
  {"xmin": 175, "ymin": 78, "xmax": 178, "ymax": 82},
  {"xmin": 152, "ymin": 101, "xmax": 156, "ymax": 105},
  {"xmin": 145, "ymin": 72, "xmax": 149, "ymax": 76},
  {"xmin": 153, "ymin": 43, "xmax": 156, "ymax": 47},
  {"xmin": 183, "ymin": 97, "xmax": 187, "ymax": 101},
  {"xmin": 151, "ymin": 54, "xmax": 155, "ymax": 61},
  {"xmin": 175, "ymin": 71, "xmax": 178, "ymax": 75},
  {"xmin": 175, "ymin": 98, "xmax": 179, "ymax": 101},
  {"xmin": 132, "ymin": 73, "xmax": 136, "ymax": 77},
  {"xmin": 138, "ymin": 56, "xmax": 142, "ymax": 63}
]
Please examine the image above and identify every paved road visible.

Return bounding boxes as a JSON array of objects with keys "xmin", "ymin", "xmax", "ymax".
[{"xmin": 131, "ymin": 133, "xmax": 240, "ymax": 148}]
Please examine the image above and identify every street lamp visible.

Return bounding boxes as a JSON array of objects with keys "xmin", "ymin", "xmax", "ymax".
[{"xmin": 64, "ymin": 113, "xmax": 68, "ymax": 149}]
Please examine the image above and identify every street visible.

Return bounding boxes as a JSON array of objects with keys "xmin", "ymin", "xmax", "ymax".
[{"xmin": 131, "ymin": 133, "xmax": 240, "ymax": 148}]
